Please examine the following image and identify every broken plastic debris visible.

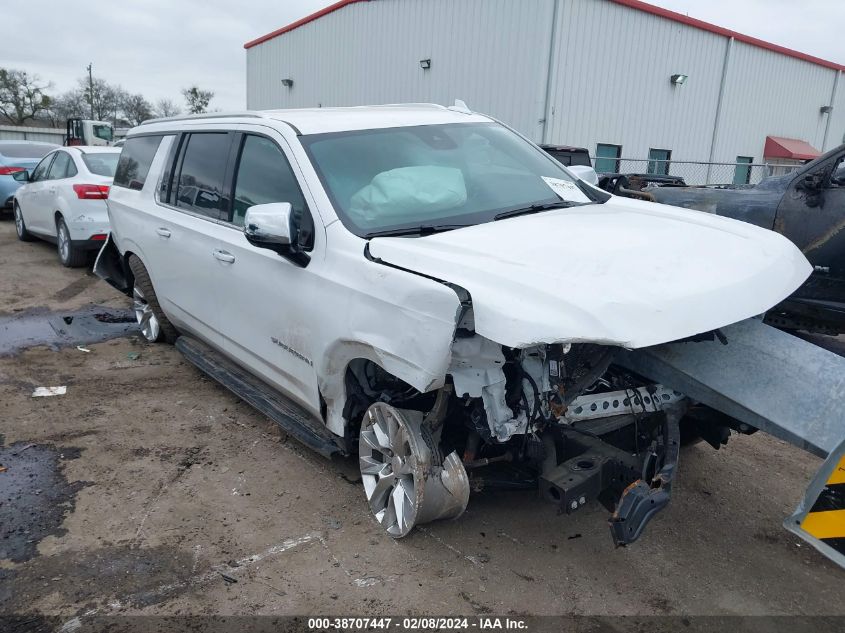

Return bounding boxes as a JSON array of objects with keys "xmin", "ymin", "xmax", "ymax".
[
  {"xmin": 127, "ymin": 352, "xmax": 141, "ymax": 360},
  {"xmin": 76, "ymin": 346, "xmax": 91, "ymax": 353},
  {"xmin": 0, "ymin": 466, "xmax": 7, "ymax": 473},
  {"xmin": 32, "ymin": 386, "xmax": 67, "ymax": 397}
]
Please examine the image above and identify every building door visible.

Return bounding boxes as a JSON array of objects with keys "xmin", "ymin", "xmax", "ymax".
[{"xmin": 733, "ymin": 156, "xmax": 753, "ymax": 185}]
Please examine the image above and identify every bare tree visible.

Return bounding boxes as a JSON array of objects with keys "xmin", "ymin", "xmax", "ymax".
[
  {"xmin": 45, "ymin": 90, "xmax": 88, "ymax": 126},
  {"xmin": 181, "ymin": 86, "xmax": 214, "ymax": 114},
  {"xmin": 80, "ymin": 77, "xmax": 126, "ymax": 123},
  {"xmin": 155, "ymin": 98, "xmax": 181, "ymax": 118},
  {"xmin": 0, "ymin": 68, "xmax": 52, "ymax": 125},
  {"xmin": 121, "ymin": 93, "xmax": 154, "ymax": 126}
]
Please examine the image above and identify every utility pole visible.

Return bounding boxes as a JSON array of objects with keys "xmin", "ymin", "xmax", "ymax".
[{"xmin": 87, "ymin": 63, "xmax": 94, "ymax": 119}]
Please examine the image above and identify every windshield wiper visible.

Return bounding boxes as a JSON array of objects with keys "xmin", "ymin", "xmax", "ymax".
[
  {"xmin": 493, "ymin": 201, "xmax": 583, "ymax": 221},
  {"xmin": 365, "ymin": 224, "xmax": 469, "ymax": 239}
]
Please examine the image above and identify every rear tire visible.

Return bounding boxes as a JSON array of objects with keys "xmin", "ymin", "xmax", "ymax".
[
  {"xmin": 14, "ymin": 202, "xmax": 34, "ymax": 242},
  {"xmin": 56, "ymin": 216, "xmax": 88, "ymax": 267},
  {"xmin": 127, "ymin": 254, "xmax": 178, "ymax": 344}
]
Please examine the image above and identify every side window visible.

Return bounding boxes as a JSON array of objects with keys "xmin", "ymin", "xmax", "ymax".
[
  {"xmin": 174, "ymin": 133, "xmax": 231, "ymax": 219},
  {"xmin": 47, "ymin": 152, "xmax": 72, "ymax": 180},
  {"xmin": 114, "ymin": 135, "xmax": 164, "ymax": 190},
  {"xmin": 829, "ymin": 156, "xmax": 845, "ymax": 188},
  {"xmin": 30, "ymin": 154, "xmax": 55, "ymax": 182},
  {"xmin": 231, "ymin": 135, "xmax": 313, "ymax": 247},
  {"xmin": 66, "ymin": 156, "xmax": 78, "ymax": 178},
  {"xmin": 647, "ymin": 148, "xmax": 671, "ymax": 176},
  {"xmin": 595, "ymin": 143, "xmax": 621, "ymax": 174}
]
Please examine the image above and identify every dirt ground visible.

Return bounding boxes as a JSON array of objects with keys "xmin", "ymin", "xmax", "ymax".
[{"xmin": 1, "ymin": 218, "xmax": 844, "ymax": 622}]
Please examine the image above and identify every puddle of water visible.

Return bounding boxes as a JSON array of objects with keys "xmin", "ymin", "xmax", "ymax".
[
  {"xmin": 0, "ymin": 442, "xmax": 89, "ymax": 563},
  {"xmin": 0, "ymin": 542, "xmax": 193, "ymax": 613},
  {"xmin": 0, "ymin": 305, "xmax": 139, "ymax": 356}
]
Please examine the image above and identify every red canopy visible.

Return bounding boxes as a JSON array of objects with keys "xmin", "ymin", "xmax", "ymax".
[{"xmin": 764, "ymin": 136, "xmax": 821, "ymax": 161}]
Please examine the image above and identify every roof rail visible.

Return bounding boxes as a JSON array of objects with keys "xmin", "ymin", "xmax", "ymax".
[{"xmin": 141, "ymin": 111, "xmax": 264, "ymax": 125}]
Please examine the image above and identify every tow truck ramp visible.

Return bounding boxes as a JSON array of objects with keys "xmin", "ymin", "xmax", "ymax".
[{"xmin": 618, "ymin": 317, "xmax": 845, "ymax": 568}]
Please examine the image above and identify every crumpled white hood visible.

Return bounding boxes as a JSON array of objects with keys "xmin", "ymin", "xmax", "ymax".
[{"xmin": 368, "ymin": 197, "xmax": 812, "ymax": 349}]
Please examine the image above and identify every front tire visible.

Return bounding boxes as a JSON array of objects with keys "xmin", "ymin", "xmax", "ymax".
[
  {"xmin": 14, "ymin": 202, "xmax": 34, "ymax": 242},
  {"xmin": 56, "ymin": 216, "xmax": 88, "ymax": 267},
  {"xmin": 127, "ymin": 254, "xmax": 178, "ymax": 343}
]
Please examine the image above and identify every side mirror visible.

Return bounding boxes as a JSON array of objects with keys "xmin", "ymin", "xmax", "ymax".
[
  {"xmin": 568, "ymin": 165, "xmax": 599, "ymax": 186},
  {"xmin": 244, "ymin": 202, "xmax": 310, "ymax": 267},
  {"xmin": 12, "ymin": 170, "xmax": 30, "ymax": 182},
  {"xmin": 798, "ymin": 172, "xmax": 824, "ymax": 192}
]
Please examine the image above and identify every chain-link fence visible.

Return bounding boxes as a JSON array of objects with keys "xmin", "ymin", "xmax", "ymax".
[{"xmin": 593, "ymin": 157, "xmax": 802, "ymax": 187}]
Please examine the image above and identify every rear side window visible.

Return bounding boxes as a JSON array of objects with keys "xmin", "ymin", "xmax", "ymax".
[
  {"xmin": 231, "ymin": 135, "xmax": 313, "ymax": 247},
  {"xmin": 174, "ymin": 133, "xmax": 231, "ymax": 219},
  {"xmin": 47, "ymin": 152, "xmax": 74, "ymax": 179},
  {"xmin": 114, "ymin": 136, "xmax": 164, "ymax": 190},
  {"xmin": 82, "ymin": 153, "xmax": 119, "ymax": 177}
]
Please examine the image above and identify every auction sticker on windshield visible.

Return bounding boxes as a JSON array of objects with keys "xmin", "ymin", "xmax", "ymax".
[{"xmin": 541, "ymin": 176, "xmax": 591, "ymax": 203}]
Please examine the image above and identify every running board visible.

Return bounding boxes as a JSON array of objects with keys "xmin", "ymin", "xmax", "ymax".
[
  {"xmin": 617, "ymin": 318, "xmax": 845, "ymax": 459},
  {"xmin": 175, "ymin": 336, "xmax": 345, "ymax": 459}
]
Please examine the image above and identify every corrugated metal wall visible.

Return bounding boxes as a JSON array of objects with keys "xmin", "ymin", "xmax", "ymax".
[
  {"xmin": 545, "ymin": 0, "xmax": 727, "ymax": 159},
  {"xmin": 714, "ymin": 42, "xmax": 839, "ymax": 162},
  {"xmin": 0, "ymin": 125, "xmax": 65, "ymax": 144},
  {"xmin": 830, "ymin": 71, "xmax": 845, "ymax": 148},
  {"xmin": 247, "ymin": 0, "xmax": 555, "ymax": 140},
  {"xmin": 246, "ymin": 0, "xmax": 845, "ymax": 160}
]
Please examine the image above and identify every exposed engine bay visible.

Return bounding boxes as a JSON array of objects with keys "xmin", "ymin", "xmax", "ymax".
[{"xmin": 343, "ymin": 333, "xmax": 736, "ymax": 544}]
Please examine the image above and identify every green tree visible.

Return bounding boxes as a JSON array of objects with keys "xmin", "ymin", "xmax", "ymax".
[
  {"xmin": 181, "ymin": 86, "xmax": 214, "ymax": 114},
  {"xmin": 0, "ymin": 68, "xmax": 52, "ymax": 125},
  {"xmin": 121, "ymin": 93, "xmax": 154, "ymax": 126}
]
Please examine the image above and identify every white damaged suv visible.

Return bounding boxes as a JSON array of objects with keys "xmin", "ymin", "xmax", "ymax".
[{"xmin": 97, "ymin": 104, "xmax": 810, "ymax": 542}]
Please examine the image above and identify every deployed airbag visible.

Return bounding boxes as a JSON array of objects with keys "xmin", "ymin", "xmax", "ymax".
[{"xmin": 349, "ymin": 166, "xmax": 467, "ymax": 226}]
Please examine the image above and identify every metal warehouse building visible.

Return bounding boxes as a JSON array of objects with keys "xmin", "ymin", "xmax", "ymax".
[{"xmin": 245, "ymin": 0, "xmax": 845, "ymax": 184}]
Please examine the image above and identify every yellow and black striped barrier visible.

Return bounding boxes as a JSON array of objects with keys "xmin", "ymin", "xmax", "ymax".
[{"xmin": 786, "ymin": 439, "xmax": 845, "ymax": 566}]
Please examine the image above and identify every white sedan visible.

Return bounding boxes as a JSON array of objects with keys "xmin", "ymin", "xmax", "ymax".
[{"xmin": 13, "ymin": 146, "xmax": 121, "ymax": 267}]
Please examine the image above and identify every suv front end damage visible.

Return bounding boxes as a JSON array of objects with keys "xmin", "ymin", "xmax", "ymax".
[
  {"xmin": 347, "ymin": 204, "xmax": 845, "ymax": 566},
  {"xmin": 445, "ymin": 332, "xmax": 690, "ymax": 546}
]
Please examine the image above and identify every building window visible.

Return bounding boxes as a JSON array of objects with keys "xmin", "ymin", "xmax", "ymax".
[
  {"xmin": 595, "ymin": 143, "xmax": 622, "ymax": 173},
  {"xmin": 647, "ymin": 148, "xmax": 671, "ymax": 176},
  {"xmin": 734, "ymin": 156, "xmax": 753, "ymax": 185}
]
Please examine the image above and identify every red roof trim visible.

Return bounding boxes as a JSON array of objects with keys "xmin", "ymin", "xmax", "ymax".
[
  {"xmin": 244, "ymin": 0, "xmax": 845, "ymax": 72},
  {"xmin": 610, "ymin": 0, "xmax": 845, "ymax": 71},
  {"xmin": 244, "ymin": 0, "xmax": 367, "ymax": 49}
]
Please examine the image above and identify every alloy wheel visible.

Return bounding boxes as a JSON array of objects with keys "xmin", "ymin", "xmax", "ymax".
[
  {"xmin": 14, "ymin": 205, "xmax": 24, "ymax": 237},
  {"xmin": 359, "ymin": 404, "xmax": 419, "ymax": 537},
  {"xmin": 359, "ymin": 402, "xmax": 470, "ymax": 538},
  {"xmin": 57, "ymin": 221, "xmax": 70, "ymax": 262},
  {"xmin": 133, "ymin": 285, "xmax": 161, "ymax": 342}
]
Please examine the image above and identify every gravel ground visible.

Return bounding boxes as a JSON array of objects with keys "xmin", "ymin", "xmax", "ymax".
[{"xmin": 1, "ymin": 219, "xmax": 844, "ymax": 621}]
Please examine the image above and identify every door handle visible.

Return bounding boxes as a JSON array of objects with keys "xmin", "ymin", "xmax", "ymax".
[
  {"xmin": 213, "ymin": 249, "xmax": 235, "ymax": 264},
  {"xmin": 156, "ymin": 227, "xmax": 171, "ymax": 238}
]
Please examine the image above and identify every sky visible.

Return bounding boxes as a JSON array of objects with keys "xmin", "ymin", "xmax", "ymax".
[{"xmin": 3, "ymin": 0, "xmax": 843, "ymax": 113}]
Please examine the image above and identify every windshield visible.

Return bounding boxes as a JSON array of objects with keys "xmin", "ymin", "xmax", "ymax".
[
  {"xmin": 92, "ymin": 124, "xmax": 113, "ymax": 142},
  {"xmin": 82, "ymin": 153, "xmax": 120, "ymax": 177},
  {"xmin": 301, "ymin": 122, "xmax": 601, "ymax": 237}
]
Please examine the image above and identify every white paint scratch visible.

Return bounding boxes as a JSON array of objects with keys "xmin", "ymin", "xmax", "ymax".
[
  {"xmin": 418, "ymin": 526, "xmax": 483, "ymax": 566},
  {"xmin": 353, "ymin": 577, "xmax": 378, "ymax": 587}
]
